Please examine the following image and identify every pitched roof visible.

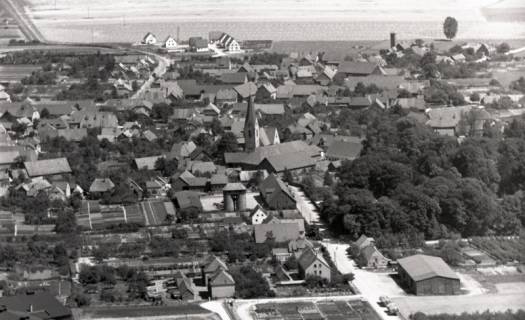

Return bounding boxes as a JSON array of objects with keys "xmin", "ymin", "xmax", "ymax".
[
  {"xmin": 260, "ymin": 174, "xmax": 295, "ymax": 201},
  {"xmin": 326, "ymin": 140, "xmax": 363, "ymax": 160},
  {"xmin": 135, "ymin": 155, "xmax": 164, "ymax": 170},
  {"xmin": 426, "ymin": 106, "xmax": 472, "ymax": 129},
  {"xmin": 225, "ymin": 140, "xmax": 321, "ymax": 167},
  {"xmin": 24, "ymin": 158, "xmax": 71, "ymax": 177},
  {"xmin": 398, "ymin": 254, "xmax": 459, "ymax": 281},
  {"xmin": 171, "ymin": 190, "xmax": 203, "ymax": 210},
  {"xmin": 220, "ymin": 72, "xmax": 248, "ymax": 84},
  {"xmin": 170, "ymin": 141, "xmax": 197, "ymax": 160},
  {"xmin": 209, "ymin": 269, "xmax": 235, "ymax": 286},
  {"xmin": 89, "ymin": 178, "xmax": 115, "ymax": 193},
  {"xmin": 234, "ymin": 82, "xmax": 258, "ymax": 99},
  {"xmin": 223, "ymin": 183, "xmax": 246, "ymax": 192},
  {"xmin": 0, "ymin": 292, "xmax": 71, "ymax": 320},
  {"xmin": 254, "ymin": 222, "xmax": 305, "ymax": 243},
  {"xmin": 344, "ymin": 75, "xmax": 405, "ymax": 91},
  {"xmin": 297, "ymin": 247, "xmax": 331, "ymax": 270},
  {"xmin": 338, "ymin": 61, "xmax": 382, "ymax": 75},
  {"xmin": 203, "ymin": 255, "xmax": 229, "ymax": 273}
]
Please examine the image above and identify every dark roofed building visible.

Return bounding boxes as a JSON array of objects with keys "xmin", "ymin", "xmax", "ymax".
[
  {"xmin": 259, "ymin": 174, "xmax": 296, "ymax": 210},
  {"xmin": 325, "ymin": 140, "xmax": 363, "ymax": 161},
  {"xmin": 397, "ymin": 254, "xmax": 460, "ymax": 295},
  {"xmin": 297, "ymin": 247, "xmax": 332, "ymax": 281},
  {"xmin": 337, "ymin": 61, "xmax": 384, "ymax": 77},
  {"xmin": 0, "ymin": 292, "xmax": 72, "ymax": 320}
]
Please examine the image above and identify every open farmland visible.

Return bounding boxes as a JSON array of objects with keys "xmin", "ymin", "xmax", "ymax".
[
  {"xmin": 0, "ymin": 64, "xmax": 41, "ymax": 83},
  {"xmin": 469, "ymin": 237, "xmax": 525, "ymax": 264}
]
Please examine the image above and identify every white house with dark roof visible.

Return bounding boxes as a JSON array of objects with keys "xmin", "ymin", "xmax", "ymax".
[
  {"xmin": 297, "ymin": 247, "xmax": 332, "ymax": 281},
  {"xmin": 218, "ymin": 33, "xmax": 241, "ymax": 52},
  {"xmin": 164, "ymin": 35, "xmax": 178, "ymax": 49},
  {"xmin": 142, "ymin": 32, "xmax": 158, "ymax": 45}
]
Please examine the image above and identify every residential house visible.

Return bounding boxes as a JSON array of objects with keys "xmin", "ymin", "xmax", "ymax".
[
  {"xmin": 220, "ymin": 73, "xmax": 248, "ymax": 85},
  {"xmin": 316, "ymin": 67, "xmax": 337, "ymax": 86},
  {"xmin": 201, "ymin": 255, "xmax": 229, "ymax": 285},
  {"xmin": 253, "ymin": 220, "xmax": 305, "ymax": 244},
  {"xmin": 143, "ymin": 32, "xmax": 157, "ymax": 45},
  {"xmin": 325, "ymin": 140, "xmax": 363, "ymax": 161},
  {"xmin": 216, "ymin": 88, "xmax": 239, "ymax": 106},
  {"xmin": 360, "ymin": 245, "xmax": 389, "ymax": 269},
  {"xmin": 234, "ymin": 82, "xmax": 258, "ymax": 102},
  {"xmin": 89, "ymin": 178, "xmax": 115, "ymax": 194},
  {"xmin": 250, "ymin": 205, "xmax": 268, "ymax": 225},
  {"xmin": 259, "ymin": 174, "xmax": 296, "ymax": 210},
  {"xmin": 189, "ymin": 37, "xmax": 209, "ymax": 52},
  {"xmin": 208, "ymin": 269, "xmax": 236, "ymax": 298},
  {"xmin": 164, "ymin": 35, "xmax": 178, "ymax": 49},
  {"xmin": 297, "ymin": 247, "xmax": 332, "ymax": 281},
  {"xmin": 337, "ymin": 61, "xmax": 385, "ymax": 77},
  {"xmin": 134, "ymin": 155, "xmax": 164, "ymax": 171},
  {"xmin": 218, "ymin": 33, "xmax": 241, "ymax": 52},
  {"xmin": 256, "ymin": 83, "xmax": 277, "ymax": 101},
  {"xmin": 0, "ymin": 292, "xmax": 72, "ymax": 320},
  {"xmin": 173, "ymin": 272, "xmax": 198, "ymax": 300}
]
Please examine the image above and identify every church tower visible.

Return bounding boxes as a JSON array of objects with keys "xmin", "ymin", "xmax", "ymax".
[{"xmin": 244, "ymin": 95, "xmax": 259, "ymax": 151}]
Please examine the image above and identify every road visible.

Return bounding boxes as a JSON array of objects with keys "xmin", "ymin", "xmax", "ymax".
[
  {"xmin": 322, "ymin": 241, "xmax": 402, "ymax": 320},
  {"xmin": 131, "ymin": 51, "xmax": 171, "ymax": 100},
  {"xmin": 1, "ymin": 0, "xmax": 46, "ymax": 42}
]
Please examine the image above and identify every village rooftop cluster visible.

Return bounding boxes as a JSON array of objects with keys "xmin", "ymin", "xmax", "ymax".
[{"xmin": 0, "ymin": 21, "xmax": 524, "ymax": 320}]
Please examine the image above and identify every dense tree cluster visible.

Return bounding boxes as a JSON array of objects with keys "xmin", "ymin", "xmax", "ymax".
[
  {"xmin": 321, "ymin": 109, "xmax": 525, "ymax": 242},
  {"xmin": 230, "ymin": 266, "xmax": 274, "ymax": 298}
]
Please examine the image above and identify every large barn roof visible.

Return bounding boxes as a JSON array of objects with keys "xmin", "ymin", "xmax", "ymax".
[{"xmin": 398, "ymin": 254, "xmax": 459, "ymax": 282}]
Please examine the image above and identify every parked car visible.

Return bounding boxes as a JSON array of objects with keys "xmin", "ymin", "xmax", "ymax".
[{"xmin": 378, "ymin": 295, "xmax": 391, "ymax": 306}]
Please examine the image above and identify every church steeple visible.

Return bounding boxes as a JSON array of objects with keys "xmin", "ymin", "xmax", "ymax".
[{"xmin": 244, "ymin": 95, "xmax": 259, "ymax": 151}]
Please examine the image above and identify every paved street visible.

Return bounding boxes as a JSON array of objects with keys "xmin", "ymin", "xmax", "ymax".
[{"xmin": 131, "ymin": 51, "xmax": 171, "ymax": 100}]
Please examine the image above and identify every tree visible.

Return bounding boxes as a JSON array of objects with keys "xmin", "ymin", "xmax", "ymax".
[
  {"xmin": 443, "ymin": 17, "xmax": 458, "ymax": 40},
  {"xmin": 215, "ymin": 132, "xmax": 238, "ymax": 159},
  {"xmin": 324, "ymin": 171, "xmax": 334, "ymax": 186},
  {"xmin": 55, "ymin": 208, "xmax": 77, "ymax": 234},
  {"xmin": 469, "ymin": 92, "xmax": 480, "ymax": 102},
  {"xmin": 284, "ymin": 255, "xmax": 298, "ymax": 270},
  {"xmin": 497, "ymin": 42, "xmax": 510, "ymax": 54},
  {"xmin": 40, "ymin": 108, "xmax": 50, "ymax": 118}
]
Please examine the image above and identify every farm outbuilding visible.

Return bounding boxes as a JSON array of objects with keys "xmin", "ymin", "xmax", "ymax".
[{"xmin": 397, "ymin": 254, "xmax": 460, "ymax": 296}]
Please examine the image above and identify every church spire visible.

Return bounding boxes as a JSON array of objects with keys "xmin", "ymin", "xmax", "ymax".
[{"xmin": 244, "ymin": 95, "xmax": 259, "ymax": 151}]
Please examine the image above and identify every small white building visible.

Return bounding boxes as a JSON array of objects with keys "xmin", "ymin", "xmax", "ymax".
[
  {"xmin": 250, "ymin": 205, "xmax": 268, "ymax": 225},
  {"xmin": 219, "ymin": 33, "xmax": 241, "ymax": 52},
  {"xmin": 143, "ymin": 32, "xmax": 157, "ymax": 45},
  {"xmin": 164, "ymin": 35, "xmax": 178, "ymax": 49}
]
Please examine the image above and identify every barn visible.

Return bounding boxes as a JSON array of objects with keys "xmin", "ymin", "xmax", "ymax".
[{"xmin": 397, "ymin": 254, "xmax": 460, "ymax": 295}]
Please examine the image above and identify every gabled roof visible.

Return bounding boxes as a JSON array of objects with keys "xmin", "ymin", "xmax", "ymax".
[
  {"xmin": 326, "ymin": 140, "xmax": 363, "ymax": 160},
  {"xmin": 170, "ymin": 141, "xmax": 197, "ymax": 160},
  {"xmin": 24, "ymin": 158, "xmax": 71, "ymax": 177},
  {"xmin": 220, "ymin": 72, "xmax": 248, "ymax": 84},
  {"xmin": 254, "ymin": 222, "xmax": 305, "ymax": 243},
  {"xmin": 89, "ymin": 178, "xmax": 115, "ymax": 193},
  {"xmin": 223, "ymin": 183, "xmax": 246, "ymax": 192},
  {"xmin": 234, "ymin": 82, "xmax": 258, "ymax": 99},
  {"xmin": 297, "ymin": 247, "xmax": 331, "ymax": 270},
  {"xmin": 134, "ymin": 155, "xmax": 164, "ymax": 170},
  {"xmin": 0, "ymin": 292, "xmax": 71, "ymax": 320},
  {"xmin": 203, "ymin": 255, "xmax": 229, "ymax": 273},
  {"xmin": 209, "ymin": 268, "xmax": 235, "ymax": 286},
  {"xmin": 338, "ymin": 61, "xmax": 383, "ymax": 75},
  {"xmin": 260, "ymin": 174, "xmax": 295, "ymax": 201},
  {"xmin": 398, "ymin": 254, "xmax": 459, "ymax": 281}
]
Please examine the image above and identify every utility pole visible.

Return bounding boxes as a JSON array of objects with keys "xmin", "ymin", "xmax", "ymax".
[{"xmin": 177, "ymin": 26, "xmax": 180, "ymax": 43}]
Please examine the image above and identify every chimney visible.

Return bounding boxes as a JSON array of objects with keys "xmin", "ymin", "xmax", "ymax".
[{"xmin": 390, "ymin": 32, "xmax": 396, "ymax": 48}]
